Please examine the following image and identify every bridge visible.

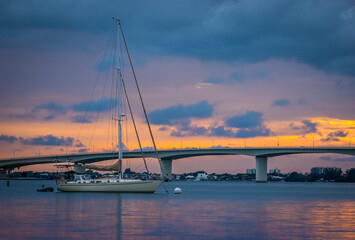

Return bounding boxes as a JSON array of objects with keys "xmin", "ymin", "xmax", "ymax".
[{"xmin": 1, "ymin": 147, "xmax": 354, "ymax": 182}]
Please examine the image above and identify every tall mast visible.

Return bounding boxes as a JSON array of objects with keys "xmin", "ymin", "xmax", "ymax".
[{"xmin": 115, "ymin": 18, "xmax": 123, "ymax": 178}]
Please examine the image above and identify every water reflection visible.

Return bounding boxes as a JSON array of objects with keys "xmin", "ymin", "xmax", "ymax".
[{"xmin": 0, "ymin": 181, "xmax": 354, "ymax": 239}]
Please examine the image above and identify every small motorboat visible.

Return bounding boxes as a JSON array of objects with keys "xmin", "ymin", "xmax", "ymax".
[{"xmin": 37, "ymin": 185, "xmax": 54, "ymax": 192}]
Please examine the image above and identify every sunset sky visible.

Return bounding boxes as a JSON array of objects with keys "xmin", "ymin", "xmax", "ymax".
[{"xmin": 0, "ymin": 0, "xmax": 354, "ymax": 174}]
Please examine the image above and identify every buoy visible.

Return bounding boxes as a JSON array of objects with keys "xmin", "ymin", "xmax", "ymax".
[{"xmin": 174, "ymin": 187, "xmax": 182, "ymax": 194}]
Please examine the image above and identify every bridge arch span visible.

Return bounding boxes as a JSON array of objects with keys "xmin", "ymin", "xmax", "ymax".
[{"xmin": 1, "ymin": 147, "xmax": 354, "ymax": 182}]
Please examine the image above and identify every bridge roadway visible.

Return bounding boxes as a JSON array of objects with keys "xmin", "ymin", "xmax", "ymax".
[{"xmin": 1, "ymin": 147, "xmax": 354, "ymax": 182}]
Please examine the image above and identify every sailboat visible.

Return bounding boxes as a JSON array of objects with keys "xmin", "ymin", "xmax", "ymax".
[{"xmin": 57, "ymin": 18, "xmax": 164, "ymax": 193}]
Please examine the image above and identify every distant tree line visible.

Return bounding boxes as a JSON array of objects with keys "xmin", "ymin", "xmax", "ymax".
[
  {"xmin": 5, "ymin": 168, "xmax": 355, "ymax": 183},
  {"xmin": 284, "ymin": 168, "xmax": 355, "ymax": 182}
]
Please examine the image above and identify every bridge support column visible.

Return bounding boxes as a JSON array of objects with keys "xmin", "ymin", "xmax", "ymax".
[
  {"xmin": 6, "ymin": 169, "xmax": 11, "ymax": 187},
  {"xmin": 256, "ymin": 156, "xmax": 268, "ymax": 183},
  {"xmin": 160, "ymin": 159, "xmax": 172, "ymax": 180}
]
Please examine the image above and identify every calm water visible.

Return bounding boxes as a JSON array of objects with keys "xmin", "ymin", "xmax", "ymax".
[{"xmin": 0, "ymin": 180, "xmax": 354, "ymax": 240}]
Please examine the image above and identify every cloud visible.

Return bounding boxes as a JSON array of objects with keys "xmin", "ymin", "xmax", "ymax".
[
  {"xmin": 72, "ymin": 97, "xmax": 115, "ymax": 112},
  {"xmin": 328, "ymin": 130, "xmax": 348, "ymax": 138},
  {"xmin": 250, "ymin": 70, "xmax": 268, "ymax": 79},
  {"xmin": 72, "ymin": 115, "xmax": 92, "ymax": 123},
  {"xmin": 8, "ymin": 113, "xmax": 35, "ymax": 120},
  {"xmin": 148, "ymin": 101, "xmax": 213, "ymax": 125},
  {"xmin": 297, "ymin": 99, "xmax": 309, "ymax": 105},
  {"xmin": 95, "ymin": 56, "xmax": 115, "ymax": 72},
  {"xmin": 0, "ymin": 134, "xmax": 18, "ymax": 143},
  {"xmin": 169, "ymin": 122, "xmax": 270, "ymax": 138},
  {"xmin": 321, "ymin": 130, "xmax": 348, "ymax": 142},
  {"xmin": 74, "ymin": 140, "xmax": 85, "ymax": 148},
  {"xmin": 44, "ymin": 115, "xmax": 56, "ymax": 121},
  {"xmin": 133, "ymin": 146, "xmax": 155, "ymax": 152},
  {"xmin": 170, "ymin": 120, "xmax": 209, "ymax": 137},
  {"xmin": 0, "ymin": 134, "xmax": 85, "ymax": 147},
  {"xmin": 78, "ymin": 148, "xmax": 90, "ymax": 153},
  {"xmin": 21, "ymin": 135, "xmax": 77, "ymax": 146},
  {"xmin": 1, "ymin": 1, "xmax": 354, "ymax": 76},
  {"xmin": 209, "ymin": 126, "xmax": 235, "ymax": 137},
  {"xmin": 320, "ymin": 155, "xmax": 355, "ymax": 162},
  {"xmin": 32, "ymin": 101, "xmax": 66, "ymax": 114},
  {"xmin": 226, "ymin": 111, "xmax": 263, "ymax": 129},
  {"xmin": 226, "ymin": 111, "xmax": 270, "ymax": 138},
  {"xmin": 235, "ymin": 126, "xmax": 271, "ymax": 138},
  {"xmin": 204, "ymin": 70, "xmax": 268, "ymax": 85},
  {"xmin": 230, "ymin": 71, "xmax": 246, "ymax": 83},
  {"xmin": 8, "ymin": 101, "xmax": 67, "ymax": 121},
  {"xmin": 272, "ymin": 99, "xmax": 290, "ymax": 107},
  {"xmin": 169, "ymin": 110, "xmax": 270, "ymax": 138},
  {"xmin": 203, "ymin": 77, "xmax": 224, "ymax": 84},
  {"xmin": 290, "ymin": 120, "xmax": 318, "ymax": 134},
  {"xmin": 301, "ymin": 120, "xmax": 318, "ymax": 134}
]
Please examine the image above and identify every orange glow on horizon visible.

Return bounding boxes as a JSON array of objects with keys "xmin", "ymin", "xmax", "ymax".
[{"xmin": 0, "ymin": 117, "xmax": 354, "ymax": 160}]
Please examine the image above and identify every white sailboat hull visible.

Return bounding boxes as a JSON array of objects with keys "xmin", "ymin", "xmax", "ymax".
[{"xmin": 57, "ymin": 180, "xmax": 163, "ymax": 193}]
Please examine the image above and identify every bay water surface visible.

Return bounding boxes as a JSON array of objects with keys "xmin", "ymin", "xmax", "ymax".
[{"xmin": 0, "ymin": 180, "xmax": 354, "ymax": 239}]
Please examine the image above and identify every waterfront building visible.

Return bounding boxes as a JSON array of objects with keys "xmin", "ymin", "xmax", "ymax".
[
  {"xmin": 311, "ymin": 167, "xmax": 341, "ymax": 175},
  {"xmin": 269, "ymin": 168, "xmax": 281, "ymax": 174},
  {"xmin": 246, "ymin": 168, "xmax": 256, "ymax": 174},
  {"xmin": 196, "ymin": 173, "xmax": 208, "ymax": 180},
  {"xmin": 311, "ymin": 167, "xmax": 325, "ymax": 175},
  {"xmin": 185, "ymin": 175, "xmax": 195, "ymax": 180}
]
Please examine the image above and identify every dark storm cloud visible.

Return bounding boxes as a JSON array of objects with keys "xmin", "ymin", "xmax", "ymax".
[
  {"xmin": 1, "ymin": 1, "xmax": 354, "ymax": 76},
  {"xmin": 290, "ymin": 120, "xmax": 318, "ymax": 134},
  {"xmin": 148, "ymin": 101, "xmax": 213, "ymax": 125},
  {"xmin": 72, "ymin": 98, "xmax": 115, "ymax": 112},
  {"xmin": 321, "ymin": 130, "xmax": 348, "ymax": 142},
  {"xmin": 272, "ymin": 99, "xmax": 290, "ymax": 107}
]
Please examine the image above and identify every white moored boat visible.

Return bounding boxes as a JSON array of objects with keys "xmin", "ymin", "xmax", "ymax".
[
  {"xmin": 57, "ymin": 175, "xmax": 163, "ymax": 193},
  {"xmin": 57, "ymin": 18, "xmax": 165, "ymax": 193}
]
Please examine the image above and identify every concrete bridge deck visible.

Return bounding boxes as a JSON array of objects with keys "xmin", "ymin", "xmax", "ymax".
[{"xmin": 1, "ymin": 147, "xmax": 354, "ymax": 182}]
